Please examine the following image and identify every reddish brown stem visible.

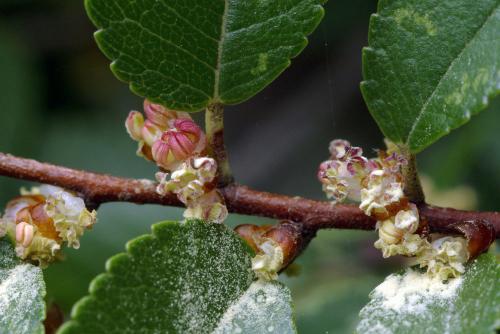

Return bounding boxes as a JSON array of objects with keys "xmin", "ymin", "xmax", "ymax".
[
  {"xmin": 0, "ymin": 152, "xmax": 499, "ymax": 238},
  {"xmin": 44, "ymin": 303, "xmax": 64, "ymax": 334}
]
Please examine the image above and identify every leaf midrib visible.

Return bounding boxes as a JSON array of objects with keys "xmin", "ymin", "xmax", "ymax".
[
  {"xmin": 213, "ymin": 0, "xmax": 229, "ymax": 102},
  {"xmin": 405, "ymin": 3, "xmax": 500, "ymax": 145}
]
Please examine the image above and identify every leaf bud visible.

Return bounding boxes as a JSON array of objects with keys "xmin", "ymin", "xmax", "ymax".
[
  {"xmin": 236, "ymin": 221, "xmax": 314, "ymax": 280},
  {"xmin": 446, "ymin": 219, "xmax": 495, "ymax": 261},
  {"xmin": 234, "ymin": 224, "xmax": 273, "ymax": 253}
]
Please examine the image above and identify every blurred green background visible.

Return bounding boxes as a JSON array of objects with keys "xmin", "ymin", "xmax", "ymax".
[{"xmin": 0, "ymin": 1, "xmax": 498, "ymax": 333}]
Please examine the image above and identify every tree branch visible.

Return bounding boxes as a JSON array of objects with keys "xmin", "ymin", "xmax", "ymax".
[{"xmin": 0, "ymin": 152, "xmax": 499, "ymax": 238}]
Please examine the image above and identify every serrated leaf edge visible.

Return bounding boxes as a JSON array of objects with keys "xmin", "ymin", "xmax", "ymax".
[
  {"xmin": 85, "ymin": 0, "xmax": 325, "ymax": 112},
  {"xmin": 361, "ymin": 3, "xmax": 500, "ymax": 153}
]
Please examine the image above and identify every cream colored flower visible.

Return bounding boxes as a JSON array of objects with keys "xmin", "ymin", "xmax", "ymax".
[
  {"xmin": 360, "ymin": 169, "xmax": 404, "ymax": 217},
  {"xmin": 251, "ymin": 239, "xmax": 284, "ymax": 281},
  {"xmin": 183, "ymin": 190, "xmax": 228, "ymax": 223},
  {"xmin": 156, "ymin": 157, "xmax": 229, "ymax": 224},
  {"xmin": 374, "ymin": 206, "xmax": 429, "ymax": 258},
  {"xmin": 39, "ymin": 185, "xmax": 97, "ymax": 249},
  {"xmin": 15, "ymin": 229, "xmax": 61, "ymax": 268},
  {"xmin": 1, "ymin": 185, "xmax": 96, "ymax": 267},
  {"xmin": 415, "ymin": 236, "xmax": 469, "ymax": 281},
  {"xmin": 375, "ymin": 232, "xmax": 430, "ymax": 258},
  {"xmin": 156, "ymin": 157, "xmax": 217, "ymax": 203},
  {"xmin": 394, "ymin": 204, "xmax": 419, "ymax": 233}
]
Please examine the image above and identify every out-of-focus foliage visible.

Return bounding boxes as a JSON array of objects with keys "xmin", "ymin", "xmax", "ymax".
[
  {"xmin": 0, "ymin": 1, "xmax": 498, "ymax": 333},
  {"xmin": 0, "ymin": 28, "xmax": 40, "ymax": 204},
  {"xmin": 420, "ymin": 98, "xmax": 500, "ymax": 211}
]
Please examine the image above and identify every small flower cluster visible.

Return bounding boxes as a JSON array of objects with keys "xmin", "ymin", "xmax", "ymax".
[
  {"xmin": 126, "ymin": 100, "xmax": 206, "ymax": 171},
  {"xmin": 318, "ymin": 139, "xmax": 469, "ymax": 280},
  {"xmin": 413, "ymin": 236, "xmax": 469, "ymax": 281},
  {"xmin": 126, "ymin": 100, "xmax": 227, "ymax": 223},
  {"xmin": 156, "ymin": 157, "xmax": 228, "ymax": 223},
  {"xmin": 317, "ymin": 139, "xmax": 370, "ymax": 203},
  {"xmin": 234, "ymin": 224, "xmax": 284, "ymax": 281},
  {"xmin": 0, "ymin": 185, "xmax": 96, "ymax": 267}
]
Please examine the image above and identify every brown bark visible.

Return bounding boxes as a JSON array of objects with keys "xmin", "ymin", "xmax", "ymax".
[{"xmin": 1, "ymin": 152, "xmax": 499, "ymax": 238}]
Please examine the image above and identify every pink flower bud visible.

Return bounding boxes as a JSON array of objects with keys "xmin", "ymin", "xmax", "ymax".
[
  {"xmin": 152, "ymin": 136, "xmax": 178, "ymax": 171},
  {"xmin": 141, "ymin": 120, "xmax": 162, "ymax": 147},
  {"xmin": 173, "ymin": 118, "xmax": 206, "ymax": 153},
  {"xmin": 151, "ymin": 119, "xmax": 206, "ymax": 170},
  {"xmin": 143, "ymin": 100, "xmax": 184, "ymax": 128},
  {"xmin": 152, "ymin": 132, "xmax": 196, "ymax": 169},
  {"xmin": 125, "ymin": 111, "xmax": 144, "ymax": 141}
]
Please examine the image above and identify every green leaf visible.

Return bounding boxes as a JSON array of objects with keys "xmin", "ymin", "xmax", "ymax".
[
  {"xmin": 362, "ymin": 0, "xmax": 500, "ymax": 152},
  {"xmin": 84, "ymin": 0, "xmax": 325, "ymax": 112},
  {"xmin": 0, "ymin": 238, "xmax": 46, "ymax": 334},
  {"xmin": 356, "ymin": 253, "xmax": 500, "ymax": 334},
  {"xmin": 59, "ymin": 220, "xmax": 296, "ymax": 333}
]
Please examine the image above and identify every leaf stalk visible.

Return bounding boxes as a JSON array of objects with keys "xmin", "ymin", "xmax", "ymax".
[
  {"xmin": 401, "ymin": 150, "xmax": 425, "ymax": 204},
  {"xmin": 205, "ymin": 103, "xmax": 234, "ymax": 187}
]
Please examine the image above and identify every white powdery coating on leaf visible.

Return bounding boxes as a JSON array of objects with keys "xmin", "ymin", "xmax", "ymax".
[
  {"xmin": 213, "ymin": 280, "xmax": 295, "ymax": 334},
  {"xmin": 0, "ymin": 263, "xmax": 45, "ymax": 333},
  {"xmin": 357, "ymin": 269, "xmax": 463, "ymax": 334},
  {"xmin": 374, "ymin": 269, "xmax": 462, "ymax": 313},
  {"xmin": 165, "ymin": 223, "xmax": 254, "ymax": 333}
]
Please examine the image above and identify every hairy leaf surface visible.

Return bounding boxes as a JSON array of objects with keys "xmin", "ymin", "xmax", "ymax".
[
  {"xmin": 59, "ymin": 220, "xmax": 295, "ymax": 333},
  {"xmin": 356, "ymin": 253, "xmax": 500, "ymax": 333},
  {"xmin": 362, "ymin": 0, "xmax": 500, "ymax": 152},
  {"xmin": 0, "ymin": 238, "xmax": 46, "ymax": 334},
  {"xmin": 85, "ymin": 0, "xmax": 325, "ymax": 111}
]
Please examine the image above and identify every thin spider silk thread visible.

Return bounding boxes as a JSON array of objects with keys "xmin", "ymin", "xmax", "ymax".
[{"xmin": 321, "ymin": 22, "xmax": 335, "ymax": 116}]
